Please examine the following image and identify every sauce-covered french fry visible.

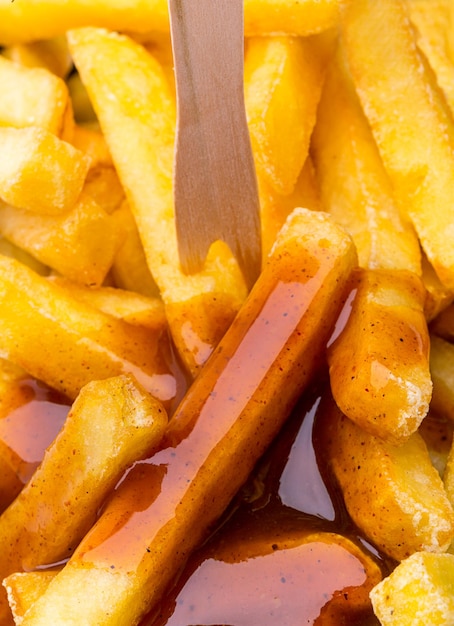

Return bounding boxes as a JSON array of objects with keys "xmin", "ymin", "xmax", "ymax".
[
  {"xmin": 312, "ymin": 45, "xmax": 431, "ymax": 444},
  {"xmin": 321, "ymin": 396, "xmax": 454, "ymax": 561},
  {"xmin": 328, "ymin": 268, "xmax": 432, "ymax": 443},
  {"xmin": 17, "ymin": 209, "xmax": 357, "ymax": 626},
  {"xmin": 0, "ymin": 374, "xmax": 167, "ymax": 624}
]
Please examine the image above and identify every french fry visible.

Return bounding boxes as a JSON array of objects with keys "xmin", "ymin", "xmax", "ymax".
[
  {"xmin": 67, "ymin": 72, "xmax": 98, "ymax": 124},
  {"xmin": 408, "ymin": 0, "xmax": 454, "ymax": 116},
  {"xmin": 4, "ymin": 571, "xmax": 58, "ymax": 626},
  {"xmin": 431, "ymin": 302, "xmax": 454, "ymax": 343},
  {"xmin": 0, "ymin": 374, "xmax": 167, "ymax": 624},
  {"xmin": 0, "ymin": 54, "xmax": 72, "ymax": 136},
  {"xmin": 339, "ymin": 0, "xmax": 454, "ymax": 289},
  {"xmin": 82, "ymin": 167, "xmax": 124, "ymax": 214},
  {"xmin": 328, "ymin": 268, "xmax": 432, "ymax": 444},
  {"xmin": 321, "ymin": 395, "xmax": 454, "ymax": 561},
  {"xmin": 16, "ymin": 209, "xmax": 357, "ymax": 626},
  {"xmin": 418, "ymin": 411, "xmax": 454, "ymax": 477},
  {"xmin": 48, "ymin": 277, "xmax": 166, "ymax": 331},
  {"xmin": 0, "ymin": 254, "xmax": 177, "ymax": 406},
  {"xmin": 110, "ymin": 202, "xmax": 160, "ymax": 298},
  {"xmin": 244, "ymin": 33, "xmax": 329, "ymax": 196},
  {"xmin": 370, "ymin": 551, "xmax": 454, "ymax": 626},
  {"xmin": 70, "ymin": 125, "xmax": 113, "ymax": 168},
  {"xmin": 430, "ymin": 335, "xmax": 454, "ymax": 423},
  {"xmin": 2, "ymin": 37, "xmax": 73, "ymax": 78},
  {"xmin": 67, "ymin": 27, "xmax": 248, "ymax": 376},
  {"xmin": 0, "ymin": 0, "xmax": 339, "ymax": 46},
  {"xmin": 0, "ymin": 127, "xmax": 90, "ymax": 215},
  {"xmin": 443, "ymin": 433, "xmax": 454, "ymax": 513},
  {"xmin": 142, "ymin": 32, "xmax": 175, "ymax": 99},
  {"xmin": 312, "ymin": 46, "xmax": 431, "ymax": 443},
  {"xmin": 258, "ymin": 157, "xmax": 323, "ymax": 260},
  {"xmin": 0, "ymin": 193, "xmax": 123, "ymax": 286},
  {"xmin": 311, "ymin": 46, "xmax": 421, "ymax": 274},
  {"xmin": 422, "ymin": 252, "xmax": 454, "ymax": 322},
  {"xmin": 0, "ymin": 236, "xmax": 49, "ymax": 276}
]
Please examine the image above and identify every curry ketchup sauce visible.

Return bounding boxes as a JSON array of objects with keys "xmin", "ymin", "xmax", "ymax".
[{"xmin": 144, "ymin": 382, "xmax": 389, "ymax": 626}]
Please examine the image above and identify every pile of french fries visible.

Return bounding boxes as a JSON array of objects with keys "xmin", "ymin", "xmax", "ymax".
[{"xmin": 2, "ymin": 0, "xmax": 454, "ymax": 624}]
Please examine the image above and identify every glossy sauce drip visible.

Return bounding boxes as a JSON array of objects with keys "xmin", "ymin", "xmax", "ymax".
[{"xmin": 143, "ymin": 383, "xmax": 389, "ymax": 626}]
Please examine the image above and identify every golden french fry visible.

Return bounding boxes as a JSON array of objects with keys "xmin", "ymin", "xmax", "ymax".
[
  {"xmin": 321, "ymin": 396, "xmax": 454, "ymax": 561},
  {"xmin": 67, "ymin": 27, "xmax": 248, "ymax": 376},
  {"xmin": 422, "ymin": 252, "xmax": 454, "ymax": 322},
  {"xmin": 70, "ymin": 125, "xmax": 113, "ymax": 168},
  {"xmin": 82, "ymin": 167, "xmax": 124, "ymax": 214},
  {"xmin": 66, "ymin": 72, "xmax": 98, "ymax": 124},
  {"xmin": 431, "ymin": 302, "xmax": 454, "ymax": 342},
  {"xmin": 418, "ymin": 411, "xmax": 454, "ymax": 477},
  {"xmin": 4, "ymin": 571, "xmax": 58, "ymax": 626},
  {"xmin": 0, "ymin": 254, "xmax": 177, "ymax": 406},
  {"xmin": 0, "ymin": 193, "xmax": 123, "ymax": 286},
  {"xmin": 0, "ymin": 374, "xmax": 167, "ymax": 624},
  {"xmin": 430, "ymin": 334, "xmax": 454, "ymax": 423},
  {"xmin": 244, "ymin": 33, "xmax": 329, "ymax": 196},
  {"xmin": 258, "ymin": 157, "xmax": 323, "ymax": 259},
  {"xmin": 443, "ymin": 433, "xmax": 454, "ymax": 512},
  {"xmin": 370, "ymin": 551, "xmax": 454, "ymax": 626},
  {"xmin": 311, "ymin": 46, "xmax": 421, "ymax": 274},
  {"xmin": 16, "ymin": 209, "xmax": 357, "ymax": 626},
  {"xmin": 0, "ymin": 0, "xmax": 339, "ymax": 46},
  {"xmin": 49, "ymin": 276, "xmax": 166, "ymax": 331},
  {"xmin": 2, "ymin": 37, "xmax": 72, "ymax": 78},
  {"xmin": 110, "ymin": 202, "xmax": 160, "ymax": 298},
  {"xmin": 0, "ymin": 127, "xmax": 90, "ymax": 215},
  {"xmin": 0, "ymin": 236, "xmax": 49, "ymax": 275},
  {"xmin": 340, "ymin": 0, "xmax": 454, "ymax": 288},
  {"xmin": 0, "ymin": 54, "xmax": 72, "ymax": 135},
  {"xmin": 408, "ymin": 0, "xmax": 454, "ymax": 116},
  {"xmin": 328, "ymin": 268, "xmax": 432, "ymax": 444}
]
